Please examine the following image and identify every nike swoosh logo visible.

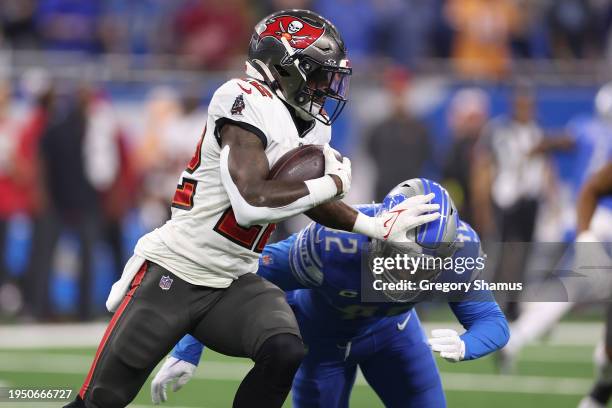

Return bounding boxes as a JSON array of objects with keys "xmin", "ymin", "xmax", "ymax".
[
  {"xmin": 237, "ymin": 83, "xmax": 252, "ymax": 94},
  {"xmin": 383, "ymin": 209, "xmax": 405, "ymax": 240},
  {"xmin": 397, "ymin": 313, "xmax": 412, "ymax": 331}
]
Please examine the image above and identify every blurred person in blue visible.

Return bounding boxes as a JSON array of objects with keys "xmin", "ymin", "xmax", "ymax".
[
  {"xmin": 151, "ymin": 179, "xmax": 509, "ymax": 408},
  {"xmin": 573, "ymin": 163, "xmax": 612, "ymax": 408},
  {"xmin": 499, "ymin": 83, "xmax": 612, "ymax": 376},
  {"xmin": 36, "ymin": 0, "xmax": 105, "ymax": 53},
  {"xmin": 313, "ymin": 0, "xmax": 436, "ymax": 69}
]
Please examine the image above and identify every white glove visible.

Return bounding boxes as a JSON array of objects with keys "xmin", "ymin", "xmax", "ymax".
[
  {"xmin": 151, "ymin": 356, "xmax": 196, "ymax": 404},
  {"xmin": 323, "ymin": 144, "xmax": 351, "ymax": 197},
  {"xmin": 428, "ymin": 329, "xmax": 466, "ymax": 362},
  {"xmin": 353, "ymin": 193, "xmax": 440, "ymax": 241}
]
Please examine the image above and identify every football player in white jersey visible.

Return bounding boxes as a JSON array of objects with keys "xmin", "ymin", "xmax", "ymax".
[{"xmin": 65, "ymin": 10, "xmax": 440, "ymax": 408}]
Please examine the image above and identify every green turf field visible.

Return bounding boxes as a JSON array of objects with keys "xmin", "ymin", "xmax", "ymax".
[{"xmin": 0, "ymin": 337, "xmax": 596, "ymax": 408}]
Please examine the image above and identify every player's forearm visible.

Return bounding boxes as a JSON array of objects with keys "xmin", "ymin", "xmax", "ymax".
[
  {"xmin": 221, "ymin": 146, "xmax": 339, "ymax": 226},
  {"xmin": 171, "ymin": 335, "xmax": 205, "ymax": 366},
  {"xmin": 576, "ymin": 185, "xmax": 599, "ymax": 234},
  {"xmin": 576, "ymin": 163, "xmax": 612, "ymax": 233},
  {"xmin": 450, "ymin": 301, "xmax": 510, "ymax": 360},
  {"xmin": 306, "ymin": 200, "xmax": 359, "ymax": 232}
]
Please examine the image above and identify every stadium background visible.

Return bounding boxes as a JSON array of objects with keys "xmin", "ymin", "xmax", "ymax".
[{"xmin": 0, "ymin": 0, "xmax": 608, "ymax": 407}]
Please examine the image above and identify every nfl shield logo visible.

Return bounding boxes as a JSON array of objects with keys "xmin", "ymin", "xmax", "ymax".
[{"xmin": 159, "ymin": 275, "xmax": 173, "ymax": 291}]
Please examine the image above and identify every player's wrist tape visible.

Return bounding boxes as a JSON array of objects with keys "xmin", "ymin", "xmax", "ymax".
[
  {"xmin": 305, "ymin": 176, "xmax": 339, "ymax": 207},
  {"xmin": 352, "ymin": 212, "xmax": 381, "ymax": 240}
]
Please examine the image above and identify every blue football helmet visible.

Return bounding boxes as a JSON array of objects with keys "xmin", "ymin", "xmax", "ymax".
[{"xmin": 370, "ymin": 178, "xmax": 459, "ymax": 302}]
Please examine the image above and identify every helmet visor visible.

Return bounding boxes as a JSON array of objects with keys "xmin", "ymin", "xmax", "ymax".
[{"xmin": 299, "ymin": 64, "xmax": 351, "ymax": 125}]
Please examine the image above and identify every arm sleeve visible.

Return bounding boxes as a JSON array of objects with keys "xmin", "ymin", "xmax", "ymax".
[
  {"xmin": 219, "ymin": 145, "xmax": 337, "ymax": 227},
  {"xmin": 171, "ymin": 334, "xmax": 205, "ymax": 366},
  {"xmin": 449, "ymin": 299, "xmax": 510, "ymax": 360}
]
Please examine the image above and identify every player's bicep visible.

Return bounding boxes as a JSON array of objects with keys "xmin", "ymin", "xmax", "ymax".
[{"xmin": 220, "ymin": 123, "xmax": 270, "ymax": 189}]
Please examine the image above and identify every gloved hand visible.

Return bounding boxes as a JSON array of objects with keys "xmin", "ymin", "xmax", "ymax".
[
  {"xmin": 151, "ymin": 356, "xmax": 196, "ymax": 404},
  {"xmin": 428, "ymin": 329, "xmax": 466, "ymax": 362},
  {"xmin": 323, "ymin": 144, "xmax": 351, "ymax": 197},
  {"xmin": 353, "ymin": 193, "xmax": 440, "ymax": 241}
]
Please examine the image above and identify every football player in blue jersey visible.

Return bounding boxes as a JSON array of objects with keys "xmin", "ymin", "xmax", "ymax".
[
  {"xmin": 150, "ymin": 179, "xmax": 510, "ymax": 407},
  {"xmin": 501, "ymin": 82, "xmax": 612, "ymax": 375}
]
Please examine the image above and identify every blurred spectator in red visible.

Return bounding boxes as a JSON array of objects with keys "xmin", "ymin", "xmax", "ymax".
[
  {"xmin": 0, "ymin": 79, "xmax": 29, "ymax": 305},
  {"xmin": 366, "ymin": 67, "xmax": 432, "ymax": 200},
  {"xmin": 2, "ymin": 70, "xmax": 55, "ymax": 317},
  {"xmin": 174, "ymin": 0, "xmax": 252, "ymax": 69},
  {"xmin": 0, "ymin": 0, "xmax": 39, "ymax": 49},
  {"xmin": 446, "ymin": 0, "xmax": 521, "ymax": 79},
  {"xmin": 37, "ymin": 0, "xmax": 104, "ymax": 53},
  {"xmin": 442, "ymin": 88, "xmax": 490, "ymax": 226}
]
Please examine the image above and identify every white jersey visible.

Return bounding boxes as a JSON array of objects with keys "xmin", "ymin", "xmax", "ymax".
[{"xmin": 135, "ymin": 78, "xmax": 331, "ymax": 287}]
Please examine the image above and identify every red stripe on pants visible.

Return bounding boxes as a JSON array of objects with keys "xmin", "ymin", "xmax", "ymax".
[{"xmin": 79, "ymin": 262, "xmax": 148, "ymax": 399}]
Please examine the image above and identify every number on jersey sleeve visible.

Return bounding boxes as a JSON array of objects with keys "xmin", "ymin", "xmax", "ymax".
[{"xmin": 171, "ymin": 128, "xmax": 205, "ymax": 210}]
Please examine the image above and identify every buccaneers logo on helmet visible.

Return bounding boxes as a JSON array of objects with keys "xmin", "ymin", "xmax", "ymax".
[{"xmin": 258, "ymin": 15, "xmax": 325, "ymax": 51}]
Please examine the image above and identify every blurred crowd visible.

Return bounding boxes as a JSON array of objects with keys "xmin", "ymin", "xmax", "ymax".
[
  {"xmin": 0, "ymin": 67, "xmax": 605, "ymax": 322},
  {"xmin": 0, "ymin": 0, "xmax": 609, "ymax": 322},
  {"xmin": 2, "ymin": 0, "xmax": 612, "ymax": 78},
  {"xmin": 0, "ymin": 73, "xmax": 209, "ymax": 320}
]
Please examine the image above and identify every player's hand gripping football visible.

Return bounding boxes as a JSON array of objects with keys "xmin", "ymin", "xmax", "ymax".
[
  {"xmin": 151, "ymin": 356, "xmax": 196, "ymax": 404},
  {"xmin": 428, "ymin": 329, "xmax": 466, "ymax": 362},
  {"xmin": 323, "ymin": 143, "xmax": 351, "ymax": 197}
]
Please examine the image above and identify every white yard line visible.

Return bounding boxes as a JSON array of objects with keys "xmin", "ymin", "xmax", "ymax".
[
  {"xmin": 0, "ymin": 352, "xmax": 592, "ymax": 396},
  {"xmin": 0, "ymin": 322, "xmax": 107, "ymax": 349},
  {"xmin": 438, "ymin": 372, "xmax": 591, "ymax": 395},
  {"xmin": 0, "ymin": 322, "xmax": 603, "ymax": 349}
]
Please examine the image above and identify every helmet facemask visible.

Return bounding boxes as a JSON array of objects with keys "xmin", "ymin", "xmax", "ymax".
[{"xmin": 292, "ymin": 58, "xmax": 351, "ymax": 125}]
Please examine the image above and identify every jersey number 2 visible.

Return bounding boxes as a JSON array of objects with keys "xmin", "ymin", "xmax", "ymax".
[{"xmin": 171, "ymin": 128, "xmax": 275, "ymax": 252}]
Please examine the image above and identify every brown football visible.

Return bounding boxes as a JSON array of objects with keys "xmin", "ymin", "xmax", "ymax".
[{"xmin": 268, "ymin": 144, "xmax": 340, "ymax": 181}]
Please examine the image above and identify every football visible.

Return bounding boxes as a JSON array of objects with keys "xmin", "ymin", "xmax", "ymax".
[{"xmin": 268, "ymin": 144, "xmax": 340, "ymax": 181}]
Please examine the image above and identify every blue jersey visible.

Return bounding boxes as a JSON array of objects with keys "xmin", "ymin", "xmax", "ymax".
[
  {"xmin": 173, "ymin": 205, "xmax": 508, "ymax": 365},
  {"xmin": 566, "ymin": 116, "xmax": 612, "ymax": 209}
]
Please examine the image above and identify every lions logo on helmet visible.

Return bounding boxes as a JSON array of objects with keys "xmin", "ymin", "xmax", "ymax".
[{"xmin": 371, "ymin": 178, "xmax": 459, "ymax": 302}]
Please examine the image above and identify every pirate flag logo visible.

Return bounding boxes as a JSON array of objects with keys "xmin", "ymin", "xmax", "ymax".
[
  {"xmin": 257, "ymin": 16, "xmax": 325, "ymax": 65},
  {"xmin": 231, "ymin": 94, "xmax": 245, "ymax": 115}
]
